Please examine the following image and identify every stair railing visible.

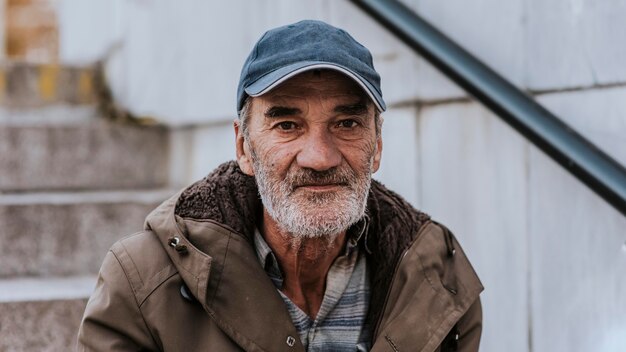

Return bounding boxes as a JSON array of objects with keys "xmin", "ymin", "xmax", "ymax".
[{"xmin": 349, "ymin": 0, "xmax": 626, "ymax": 217}]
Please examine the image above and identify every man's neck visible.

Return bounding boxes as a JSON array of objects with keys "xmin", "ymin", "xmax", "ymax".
[{"xmin": 261, "ymin": 210, "xmax": 347, "ymax": 319}]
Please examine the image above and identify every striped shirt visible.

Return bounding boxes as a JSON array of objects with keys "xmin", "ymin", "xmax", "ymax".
[{"xmin": 253, "ymin": 224, "xmax": 371, "ymax": 351}]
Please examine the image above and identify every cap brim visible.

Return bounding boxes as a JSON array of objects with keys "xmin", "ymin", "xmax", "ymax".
[{"xmin": 245, "ymin": 61, "xmax": 386, "ymax": 112}]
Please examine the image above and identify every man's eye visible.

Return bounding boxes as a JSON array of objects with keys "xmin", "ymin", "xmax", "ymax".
[
  {"xmin": 338, "ymin": 119, "xmax": 358, "ymax": 128},
  {"xmin": 277, "ymin": 121, "xmax": 297, "ymax": 130}
]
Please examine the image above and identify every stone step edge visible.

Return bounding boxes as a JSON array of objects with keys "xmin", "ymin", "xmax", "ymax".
[
  {"xmin": 0, "ymin": 275, "xmax": 97, "ymax": 303},
  {"xmin": 0, "ymin": 104, "xmax": 98, "ymax": 126},
  {"xmin": 0, "ymin": 188, "xmax": 177, "ymax": 206},
  {"xmin": 0, "ymin": 62, "xmax": 97, "ymax": 107}
]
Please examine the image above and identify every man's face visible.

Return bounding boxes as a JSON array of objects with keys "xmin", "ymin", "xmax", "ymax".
[{"xmin": 235, "ymin": 70, "xmax": 382, "ymax": 240}]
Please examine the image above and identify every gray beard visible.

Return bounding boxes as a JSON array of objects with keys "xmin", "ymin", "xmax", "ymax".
[{"xmin": 250, "ymin": 149, "xmax": 372, "ymax": 242}]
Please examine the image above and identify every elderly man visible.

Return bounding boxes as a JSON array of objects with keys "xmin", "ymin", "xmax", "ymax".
[{"xmin": 78, "ymin": 20, "xmax": 483, "ymax": 351}]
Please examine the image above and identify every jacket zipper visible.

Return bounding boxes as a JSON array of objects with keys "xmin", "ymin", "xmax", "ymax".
[{"xmin": 372, "ymin": 220, "xmax": 432, "ymax": 339}]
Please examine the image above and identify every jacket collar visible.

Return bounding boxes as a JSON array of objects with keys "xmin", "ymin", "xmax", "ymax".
[
  {"xmin": 144, "ymin": 161, "xmax": 481, "ymax": 351},
  {"xmin": 145, "ymin": 189, "xmax": 304, "ymax": 351}
]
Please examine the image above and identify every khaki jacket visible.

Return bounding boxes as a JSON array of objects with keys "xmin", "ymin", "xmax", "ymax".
[{"xmin": 77, "ymin": 162, "xmax": 483, "ymax": 352}]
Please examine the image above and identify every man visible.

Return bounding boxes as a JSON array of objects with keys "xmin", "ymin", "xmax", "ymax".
[{"xmin": 78, "ymin": 20, "xmax": 483, "ymax": 351}]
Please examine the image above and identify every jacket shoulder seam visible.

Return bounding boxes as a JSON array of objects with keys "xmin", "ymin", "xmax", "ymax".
[
  {"xmin": 112, "ymin": 231, "xmax": 181, "ymax": 305},
  {"xmin": 109, "ymin": 243, "xmax": 162, "ymax": 349},
  {"xmin": 137, "ymin": 266, "xmax": 179, "ymax": 307},
  {"xmin": 110, "ymin": 242, "xmax": 144, "ymax": 300}
]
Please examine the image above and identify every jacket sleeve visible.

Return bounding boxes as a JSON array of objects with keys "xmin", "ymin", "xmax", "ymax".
[
  {"xmin": 456, "ymin": 297, "xmax": 483, "ymax": 352},
  {"xmin": 77, "ymin": 250, "xmax": 157, "ymax": 351}
]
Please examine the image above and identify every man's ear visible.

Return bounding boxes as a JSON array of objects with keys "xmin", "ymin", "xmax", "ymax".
[
  {"xmin": 234, "ymin": 120, "xmax": 254, "ymax": 176},
  {"xmin": 372, "ymin": 136, "xmax": 382, "ymax": 173}
]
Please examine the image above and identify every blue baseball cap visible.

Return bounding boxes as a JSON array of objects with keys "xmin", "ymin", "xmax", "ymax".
[{"xmin": 237, "ymin": 20, "xmax": 386, "ymax": 115}]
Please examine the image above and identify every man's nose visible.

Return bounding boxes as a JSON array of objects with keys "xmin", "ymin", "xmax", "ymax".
[{"xmin": 296, "ymin": 129, "xmax": 342, "ymax": 171}]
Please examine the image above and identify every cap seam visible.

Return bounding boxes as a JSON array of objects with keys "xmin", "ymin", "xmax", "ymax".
[{"xmin": 245, "ymin": 31, "xmax": 269, "ymax": 81}]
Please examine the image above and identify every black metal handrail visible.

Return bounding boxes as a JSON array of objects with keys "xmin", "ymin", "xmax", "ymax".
[{"xmin": 350, "ymin": 0, "xmax": 626, "ymax": 217}]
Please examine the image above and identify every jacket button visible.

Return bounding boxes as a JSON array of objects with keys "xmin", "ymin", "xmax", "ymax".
[
  {"xmin": 286, "ymin": 336, "xmax": 296, "ymax": 347},
  {"xmin": 168, "ymin": 236, "xmax": 188, "ymax": 254}
]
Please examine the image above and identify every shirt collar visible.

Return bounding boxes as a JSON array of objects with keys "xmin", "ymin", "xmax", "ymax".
[
  {"xmin": 253, "ymin": 215, "xmax": 369, "ymax": 288},
  {"xmin": 253, "ymin": 226, "xmax": 276, "ymax": 270},
  {"xmin": 345, "ymin": 214, "xmax": 369, "ymax": 256}
]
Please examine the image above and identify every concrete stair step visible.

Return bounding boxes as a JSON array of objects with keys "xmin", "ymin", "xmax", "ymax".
[
  {"xmin": 0, "ymin": 62, "xmax": 96, "ymax": 108},
  {"xmin": 0, "ymin": 104, "xmax": 97, "ymax": 126},
  {"xmin": 0, "ymin": 276, "xmax": 95, "ymax": 352},
  {"xmin": 0, "ymin": 119, "xmax": 170, "ymax": 191},
  {"xmin": 0, "ymin": 189, "xmax": 173, "ymax": 278},
  {"xmin": 0, "ymin": 62, "xmax": 169, "ymax": 350}
]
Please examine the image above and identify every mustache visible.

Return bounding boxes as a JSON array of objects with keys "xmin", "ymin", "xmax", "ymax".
[{"xmin": 286, "ymin": 167, "xmax": 356, "ymax": 189}]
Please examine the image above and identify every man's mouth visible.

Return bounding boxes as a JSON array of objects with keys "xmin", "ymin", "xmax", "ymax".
[{"xmin": 294, "ymin": 183, "xmax": 348, "ymax": 192}]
